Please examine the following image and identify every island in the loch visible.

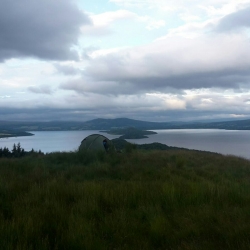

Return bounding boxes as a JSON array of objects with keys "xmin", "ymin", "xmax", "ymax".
[
  {"xmin": 102, "ymin": 127, "xmax": 157, "ymax": 139},
  {"xmin": 0, "ymin": 130, "xmax": 33, "ymax": 139}
]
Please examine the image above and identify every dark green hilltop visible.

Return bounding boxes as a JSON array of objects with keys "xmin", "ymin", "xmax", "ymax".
[{"xmin": 1, "ymin": 143, "xmax": 250, "ymax": 249}]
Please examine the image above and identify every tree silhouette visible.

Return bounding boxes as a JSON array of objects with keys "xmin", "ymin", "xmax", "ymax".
[{"xmin": 0, "ymin": 143, "xmax": 43, "ymax": 158}]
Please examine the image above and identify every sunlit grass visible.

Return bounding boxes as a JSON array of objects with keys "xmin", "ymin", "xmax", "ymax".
[{"xmin": 0, "ymin": 149, "xmax": 250, "ymax": 249}]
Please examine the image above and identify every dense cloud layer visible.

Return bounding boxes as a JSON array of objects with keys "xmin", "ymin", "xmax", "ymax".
[
  {"xmin": 79, "ymin": 34, "xmax": 250, "ymax": 94},
  {"xmin": 1, "ymin": 0, "xmax": 250, "ymax": 122},
  {"xmin": 0, "ymin": 0, "xmax": 90, "ymax": 61}
]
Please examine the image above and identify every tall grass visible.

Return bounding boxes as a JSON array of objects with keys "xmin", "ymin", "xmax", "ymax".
[{"xmin": 0, "ymin": 149, "xmax": 250, "ymax": 249}]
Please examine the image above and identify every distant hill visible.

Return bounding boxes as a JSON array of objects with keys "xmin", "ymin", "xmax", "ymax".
[
  {"xmin": 1, "ymin": 117, "xmax": 250, "ymax": 132},
  {"xmin": 0, "ymin": 121, "xmax": 86, "ymax": 131},
  {"xmin": 80, "ymin": 118, "xmax": 183, "ymax": 130},
  {"xmin": 190, "ymin": 119, "xmax": 250, "ymax": 130},
  {"xmin": 0, "ymin": 118, "xmax": 182, "ymax": 131},
  {"xmin": 80, "ymin": 118, "xmax": 250, "ymax": 130}
]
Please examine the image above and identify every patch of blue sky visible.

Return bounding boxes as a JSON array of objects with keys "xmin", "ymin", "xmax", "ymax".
[
  {"xmin": 82, "ymin": 30, "xmax": 158, "ymax": 52},
  {"xmin": 81, "ymin": 15, "xmax": 183, "ymax": 51}
]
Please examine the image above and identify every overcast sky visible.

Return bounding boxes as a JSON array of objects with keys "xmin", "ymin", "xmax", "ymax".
[{"xmin": 1, "ymin": 0, "xmax": 250, "ymax": 122}]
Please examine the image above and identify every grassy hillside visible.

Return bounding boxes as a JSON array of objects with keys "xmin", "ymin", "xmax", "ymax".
[{"xmin": 0, "ymin": 149, "xmax": 250, "ymax": 249}]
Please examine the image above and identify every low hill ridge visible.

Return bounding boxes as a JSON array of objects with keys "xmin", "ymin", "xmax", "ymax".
[{"xmin": 1, "ymin": 117, "xmax": 250, "ymax": 132}]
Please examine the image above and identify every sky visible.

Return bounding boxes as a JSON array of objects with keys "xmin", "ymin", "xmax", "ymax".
[{"xmin": 1, "ymin": 0, "xmax": 250, "ymax": 122}]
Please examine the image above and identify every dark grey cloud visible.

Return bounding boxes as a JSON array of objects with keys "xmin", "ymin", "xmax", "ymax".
[
  {"xmin": 62, "ymin": 71, "xmax": 250, "ymax": 95},
  {"xmin": 60, "ymin": 78, "xmax": 141, "ymax": 95},
  {"xmin": 129, "ymin": 70, "xmax": 250, "ymax": 91},
  {"xmin": 216, "ymin": 6, "xmax": 250, "ymax": 32},
  {"xmin": 0, "ymin": 0, "xmax": 91, "ymax": 62}
]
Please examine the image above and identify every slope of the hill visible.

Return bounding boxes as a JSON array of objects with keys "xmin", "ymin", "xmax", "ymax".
[{"xmin": 0, "ymin": 149, "xmax": 250, "ymax": 249}]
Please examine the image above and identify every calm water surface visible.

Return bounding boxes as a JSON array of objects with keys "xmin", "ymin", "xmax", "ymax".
[
  {"xmin": 0, "ymin": 131, "xmax": 119, "ymax": 153},
  {"xmin": 128, "ymin": 129, "xmax": 250, "ymax": 159},
  {"xmin": 0, "ymin": 129, "xmax": 250, "ymax": 158}
]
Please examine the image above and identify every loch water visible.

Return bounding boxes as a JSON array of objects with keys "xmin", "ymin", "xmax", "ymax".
[
  {"xmin": 0, "ymin": 129, "xmax": 250, "ymax": 159},
  {"xmin": 127, "ymin": 129, "xmax": 250, "ymax": 159},
  {"xmin": 0, "ymin": 131, "xmax": 119, "ymax": 153}
]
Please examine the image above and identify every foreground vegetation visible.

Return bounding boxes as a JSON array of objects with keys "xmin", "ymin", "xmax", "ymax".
[
  {"xmin": 0, "ymin": 148, "xmax": 250, "ymax": 249},
  {"xmin": 0, "ymin": 143, "xmax": 43, "ymax": 158}
]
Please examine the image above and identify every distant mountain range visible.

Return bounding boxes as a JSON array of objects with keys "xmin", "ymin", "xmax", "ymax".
[
  {"xmin": 83, "ymin": 118, "xmax": 250, "ymax": 130},
  {"xmin": 1, "ymin": 118, "xmax": 250, "ymax": 135}
]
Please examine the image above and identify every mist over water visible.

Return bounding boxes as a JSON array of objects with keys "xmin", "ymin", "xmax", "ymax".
[{"xmin": 0, "ymin": 129, "xmax": 250, "ymax": 159}]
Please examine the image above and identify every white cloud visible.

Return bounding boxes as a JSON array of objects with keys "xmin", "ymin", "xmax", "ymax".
[
  {"xmin": 184, "ymin": 89, "xmax": 250, "ymax": 112},
  {"xmin": 81, "ymin": 9, "xmax": 166, "ymax": 36},
  {"xmin": 84, "ymin": 33, "xmax": 250, "ymax": 92},
  {"xmin": 147, "ymin": 20, "xmax": 165, "ymax": 30},
  {"xmin": 91, "ymin": 10, "xmax": 136, "ymax": 26},
  {"xmin": 162, "ymin": 18, "xmax": 217, "ymax": 38},
  {"xmin": 147, "ymin": 93, "xmax": 186, "ymax": 109},
  {"xmin": 179, "ymin": 12, "xmax": 201, "ymax": 22},
  {"xmin": 81, "ymin": 10, "xmax": 137, "ymax": 36},
  {"xmin": 0, "ymin": 95, "xmax": 11, "ymax": 99},
  {"xmin": 110, "ymin": 0, "xmax": 250, "ymax": 11},
  {"xmin": 28, "ymin": 85, "xmax": 54, "ymax": 95},
  {"xmin": 88, "ymin": 47, "xmax": 128, "ymax": 59},
  {"xmin": 54, "ymin": 62, "xmax": 83, "ymax": 75},
  {"xmin": 199, "ymin": 1, "xmax": 250, "ymax": 17}
]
